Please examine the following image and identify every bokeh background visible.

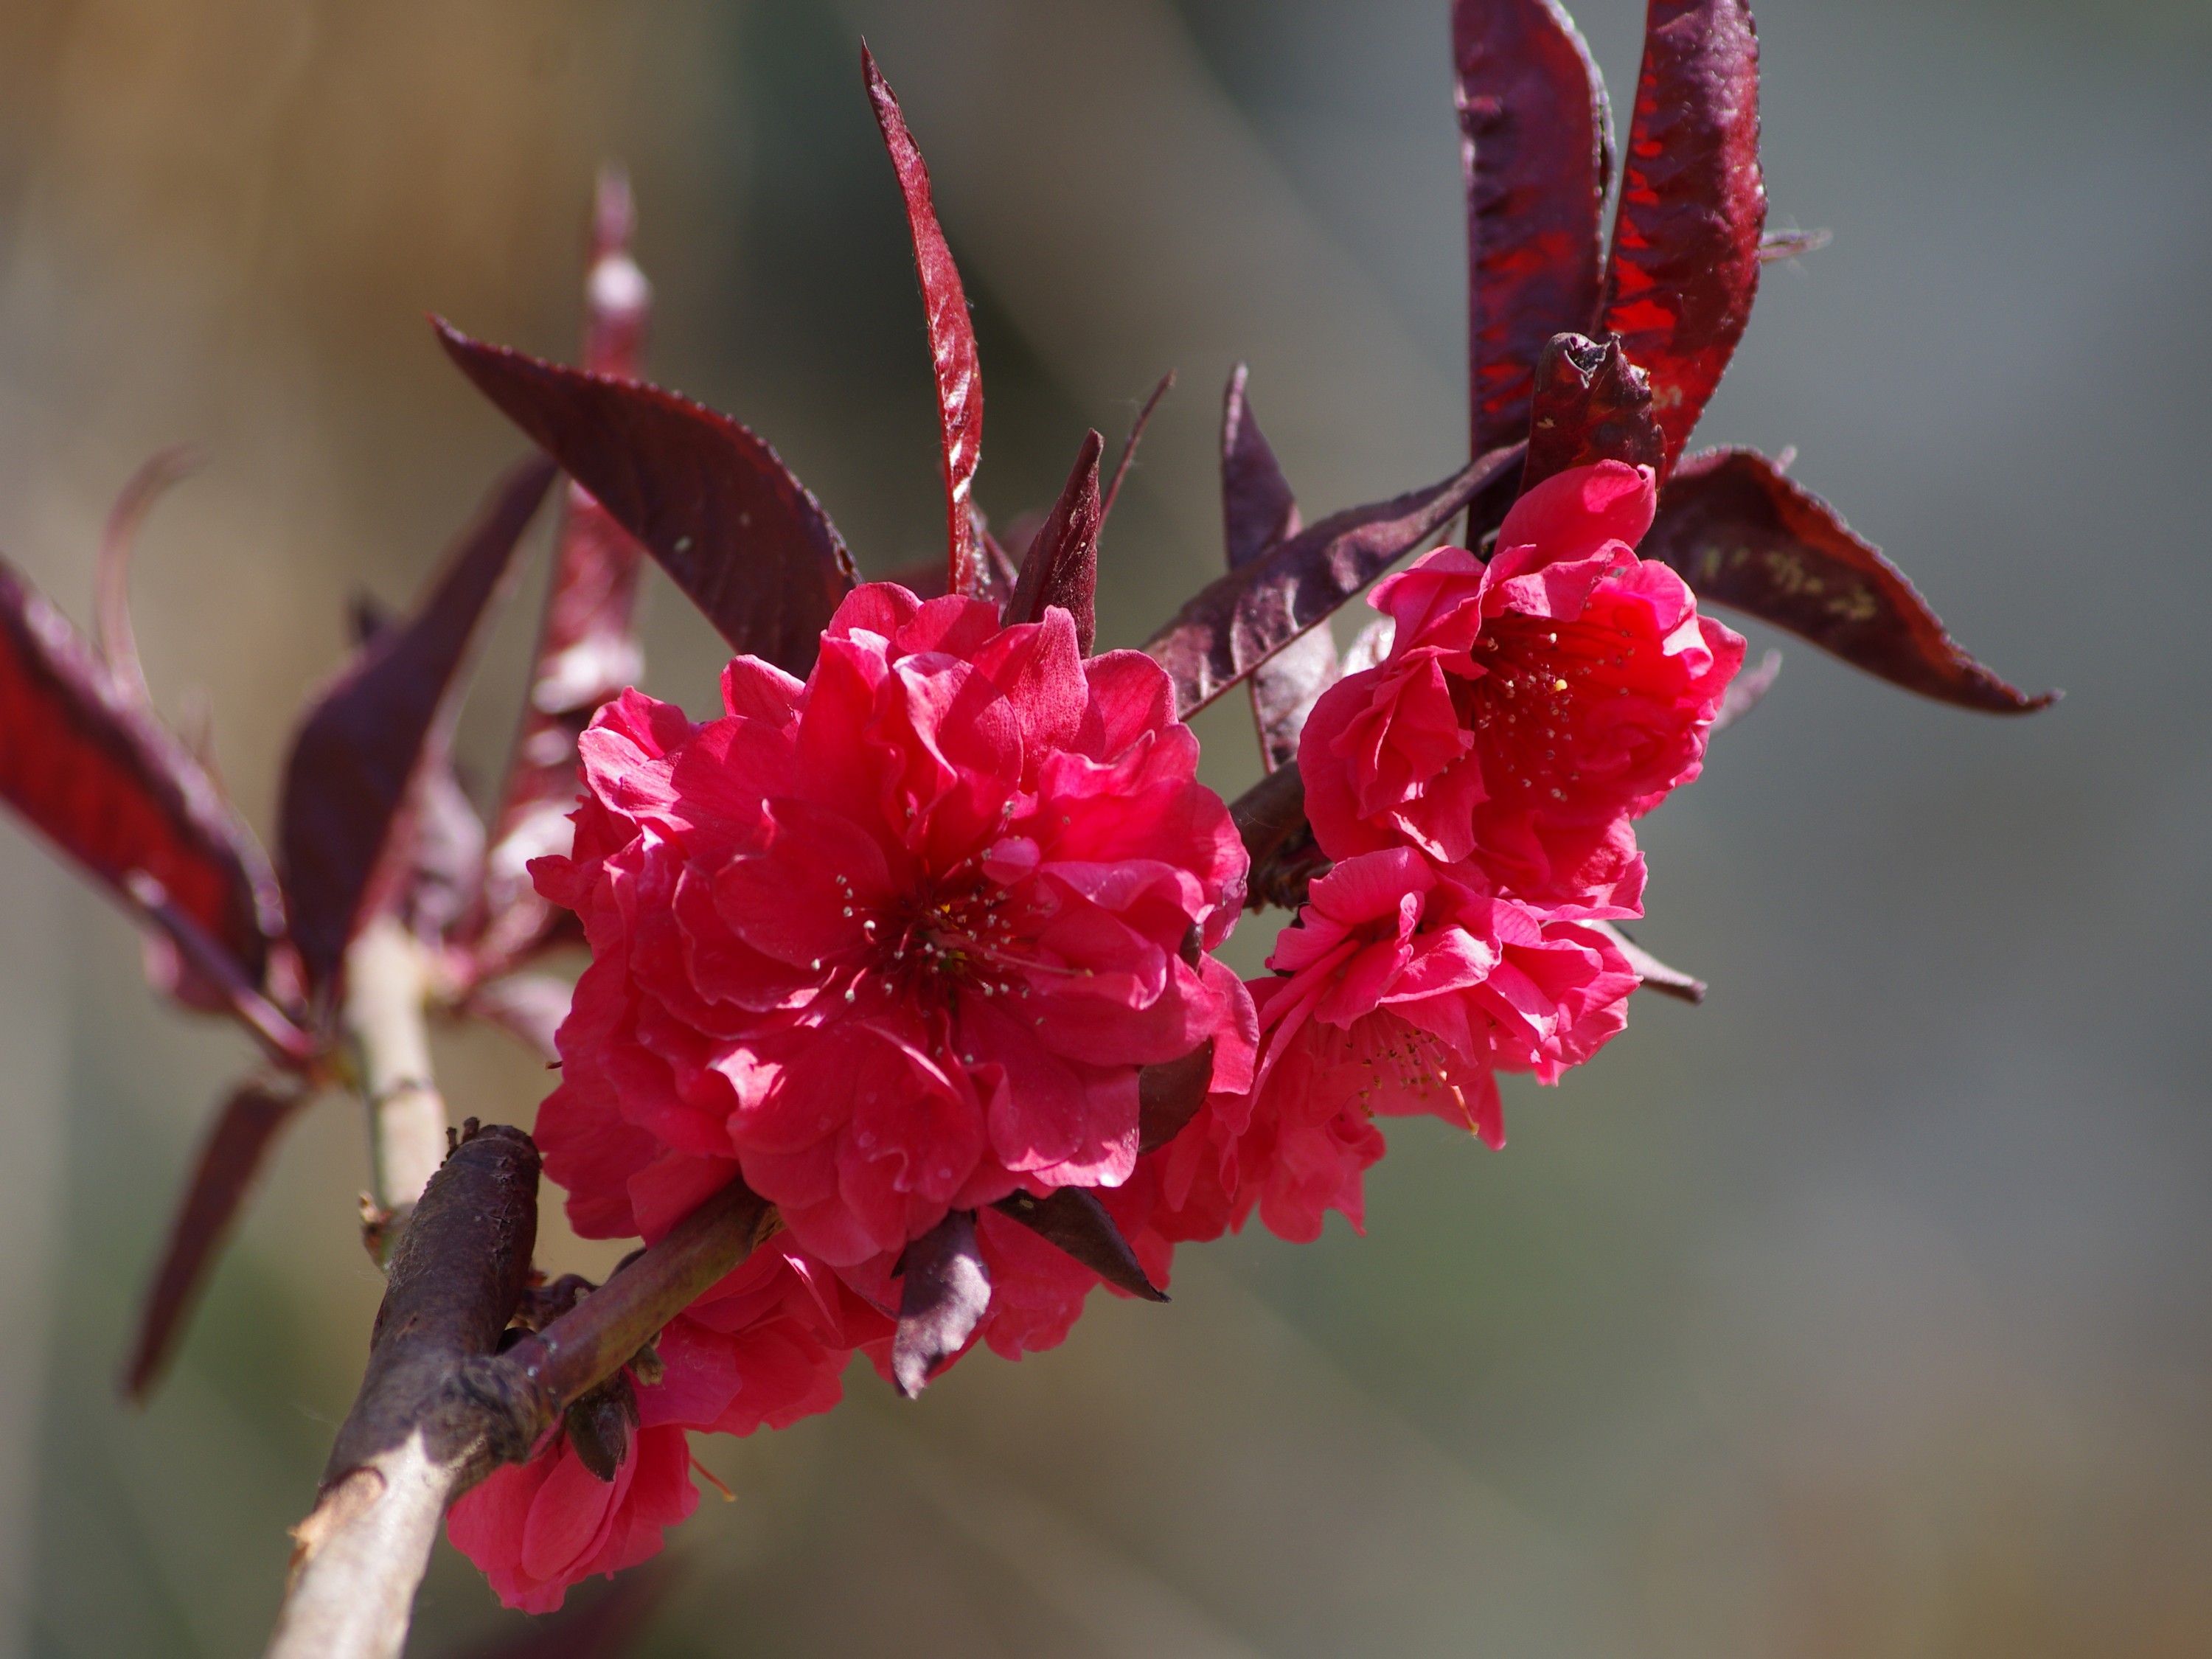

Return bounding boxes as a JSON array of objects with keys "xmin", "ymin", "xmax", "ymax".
[{"xmin": 0, "ymin": 0, "xmax": 2206, "ymax": 1653}]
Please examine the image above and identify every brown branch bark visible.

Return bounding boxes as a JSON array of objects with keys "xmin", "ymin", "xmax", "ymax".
[{"xmin": 264, "ymin": 1131, "xmax": 772, "ymax": 1659}]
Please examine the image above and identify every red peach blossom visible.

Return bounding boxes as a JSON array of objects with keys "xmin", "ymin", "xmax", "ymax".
[
  {"xmin": 532, "ymin": 583, "xmax": 1249, "ymax": 1267},
  {"xmin": 1300, "ymin": 462, "xmax": 1744, "ymax": 910}
]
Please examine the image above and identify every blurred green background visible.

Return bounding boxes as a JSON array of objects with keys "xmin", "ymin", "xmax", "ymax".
[{"xmin": 0, "ymin": 0, "xmax": 2206, "ymax": 1653}]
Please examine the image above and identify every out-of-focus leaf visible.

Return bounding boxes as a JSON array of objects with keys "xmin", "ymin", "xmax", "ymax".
[
  {"xmin": 277, "ymin": 457, "xmax": 555, "ymax": 998},
  {"xmin": 1520, "ymin": 333, "xmax": 1665, "ymax": 490},
  {"xmin": 0, "ymin": 556, "xmax": 280, "ymax": 989},
  {"xmin": 863, "ymin": 46, "xmax": 985, "ymax": 599},
  {"xmin": 1711, "ymin": 644, "xmax": 1781, "ymax": 731},
  {"xmin": 1454, "ymin": 0, "xmax": 1615, "ymax": 457},
  {"xmin": 891, "ymin": 1208, "xmax": 990, "ymax": 1398},
  {"xmin": 123, "ymin": 1076, "xmax": 310, "ymax": 1402},
  {"xmin": 1006, "ymin": 431, "xmax": 1102, "ymax": 652},
  {"xmin": 1099, "ymin": 369, "xmax": 1175, "ymax": 529},
  {"xmin": 992, "ymin": 1186, "xmax": 1166, "ymax": 1301},
  {"xmin": 1138, "ymin": 1041, "xmax": 1217, "ymax": 1152},
  {"xmin": 1601, "ymin": 0, "xmax": 1764, "ymax": 470},
  {"xmin": 437, "ymin": 322, "xmax": 857, "ymax": 678},
  {"xmin": 1145, "ymin": 443, "xmax": 1524, "ymax": 718},
  {"xmin": 95, "ymin": 446, "xmax": 203, "ymax": 711},
  {"xmin": 465, "ymin": 973, "xmax": 574, "ymax": 1064},
  {"xmin": 1220, "ymin": 366, "xmax": 1336, "ymax": 771},
  {"xmin": 125, "ymin": 871, "xmax": 315, "ymax": 1063},
  {"xmin": 1646, "ymin": 450, "xmax": 2056, "ymax": 713},
  {"xmin": 1340, "ymin": 616, "xmax": 1394, "ymax": 676},
  {"xmin": 1592, "ymin": 920, "xmax": 1706, "ymax": 1004},
  {"xmin": 481, "ymin": 167, "xmax": 656, "ymax": 957},
  {"xmin": 1757, "ymin": 226, "xmax": 1830, "ymax": 262}
]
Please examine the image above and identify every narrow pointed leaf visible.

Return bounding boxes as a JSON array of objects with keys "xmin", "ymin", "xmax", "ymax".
[
  {"xmin": 1646, "ymin": 450, "xmax": 2055, "ymax": 713},
  {"xmin": 1520, "ymin": 333, "xmax": 1666, "ymax": 491},
  {"xmin": 863, "ymin": 46, "xmax": 984, "ymax": 599},
  {"xmin": 1145, "ymin": 443, "xmax": 1524, "ymax": 718},
  {"xmin": 1099, "ymin": 369, "xmax": 1175, "ymax": 529},
  {"xmin": 482, "ymin": 167, "xmax": 656, "ymax": 952},
  {"xmin": 437, "ymin": 321, "xmax": 858, "ymax": 676},
  {"xmin": 1711, "ymin": 644, "xmax": 1781, "ymax": 731},
  {"xmin": 1601, "ymin": 0, "xmax": 1765, "ymax": 469},
  {"xmin": 1220, "ymin": 366, "xmax": 1337, "ymax": 770},
  {"xmin": 96, "ymin": 446, "xmax": 203, "ymax": 710},
  {"xmin": 123, "ymin": 1077, "xmax": 309, "ymax": 1401},
  {"xmin": 1138, "ymin": 1040, "xmax": 1217, "ymax": 1152},
  {"xmin": 0, "ymin": 557, "xmax": 279, "ymax": 988},
  {"xmin": 1006, "ymin": 430, "xmax": 1103, "ymax": 650},
  {"xmin": 1455, "ymin": 0, "xmax": 1615, "ymax": 456},
  {"xmin": 278, "ymin": 456, "xmax": 555, "ymax": 996},
  {"xmin": 1592, "ymin": 920, "xmax": 1705, "ymax": 1004},
  {"xmin": 992, "ymin": 1186, "xmax": 1166, "ymax": 1302},
  {"xmin": 891, "ymin": 1209, "xmax": 990, "ymax": 1398}
]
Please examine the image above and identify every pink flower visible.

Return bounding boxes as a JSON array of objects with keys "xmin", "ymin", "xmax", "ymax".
[
  {"xmin": 1300, "ymin": 461, "xmax": 1744, "ymax": 910},
  {"xmin": 446, "ymin": 1417, "xmax": 696, "ymax": 1616},
  {"xmin": 1156, "ymin": 849, "xmax": 1636, "ymax": 1242},
  {"xmin": 532, "ymin": 583, "xmax": 1248, "ymax": 1266},
  {"xmin": 446, "ymin": 1242, "xmax": 880, "ymax": 1613}
]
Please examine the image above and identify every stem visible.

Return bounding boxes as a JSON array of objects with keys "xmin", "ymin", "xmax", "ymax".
[
  {"xmin": 264, "ymin": 1125, "xmax": 540, "ymax": 1659},
  {"xmin": 344, "ymin": 916, "xmax": 449, "ymax": 1226}
]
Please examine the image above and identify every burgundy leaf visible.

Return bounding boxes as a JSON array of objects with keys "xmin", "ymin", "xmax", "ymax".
[
  {"xmin": 277, "ymin": 456, "xmax": 555, "ymax": 997},
  {"xmin": 992, "ymin": 1186, "xmax": 1166, "ymax": 1302},
  {"xmin": 1006, "ymin": 430, "xmax": 1102, "ymax": 651},
  {"xmin": 126, "ymin": 872, "xmax": 315, "ymax": 1064},
  {"xmin": 480, "ymin": 169, "xmax": 656, "ymax": 959},
  {"xmin": 437, "ymin": 324, "xmax": 855, "ymax": 679},
  {"xmin": 1601, "ymin": 0, "xmax": 1765, "ymax": 470},
  {"xmin": 465, "ymin": 973, "xmax": 574, "ymax": 1064},
  {"xmin": 891, "ymin": 1208, "xmax": 990, "ymax": 1398},
  {"xmin": 96, "ymin": 445, "xmax": 203, "ymax": 711},
  {"xmin": 123, "ymin": 1076, "xmax": 310, "ymax": 1401},
  {"xmin": 1222, "ymin": 366, "xmax": 1337, "ymax": 770},
  {"xmin": 1144, "ymin": 443, "xmax": 1524, "ymax": 718},
  {"xmin": 1099, "ymin": 369, "xmax": 1176, "ymax": 529},
  {"xmin": 0, "ymin": 557, "xmax": 280, "ymax": 992},
  {"xmin": 863, "ymin": 46, "xmax": 985, "ymax": 599},
  {"xmin": 1591, "ymin": 920, "xmax": 1706, "ymax": 1004},
  {"xmin": 1646, "ymin": 450, "xmax": 2056, "ymax": 713},
  {"xmin": 1455, "ymin": 0, "xmax": 1615, "ymax": 457},
  {"xmin": 1711, "ymin": 644, "xmax": 1781, "ymax": 731},
  {"xmin": 1520, "ymin": 333, "xmax": 1666, "ymax": 491},
  {"xmin": 1229, "ymin": 763, "xmax": 1328, "ymax": 914},
  {"xmin": 1138, "ymin": 1040, "xmax": 1217, "ymax": 1152}
]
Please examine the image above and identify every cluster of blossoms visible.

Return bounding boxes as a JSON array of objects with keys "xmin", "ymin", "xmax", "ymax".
[{"xmin": 451, "ymin": 459, "xmax": 1740, "ymax": 1607}]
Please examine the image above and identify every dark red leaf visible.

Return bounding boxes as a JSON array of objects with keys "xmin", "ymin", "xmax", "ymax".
[
  {"xmin": 0, "ymin": 557, "xmax": 280, "ymax": 992},
  {"xmin": 863, "ymin": 46, "xmax": 985, "ymax": 600},
  {"xmin": 479, "ymin": 170, "xmax": 657, "ymax": 964},
  {"xmin": 123, "ymin": 1076, "xmax": 310, "ymax": 1401},
  {"xmin": 465, "ymin": 973, "xmax": 573, "ymax": 1064},
  {"xmin": 1228, "ymin": 763, "xmax": 1329, "ymax": 914},
  {"xmin": 991, "ymin": 1186, "xmax": 1166, "ymax": 1302},
  {"xmin": 96, "ymin": 445, "xmax": 203, "ymax": 711},
  {"xmin": 277, "ymin": 456, "xmax": 555, "ymax": 998},
  {"xmin": 437, "ymin": 321, "xmax": 857, "ymax": 678},
  {"xmin": 1099, "ymin": 370, "xmax": 1176, "ymax": 530},
  {"xmin": 891, "ymin": 1208, "xmax": 990, "ymax": 1398},
  {"xmin": 1601, "ymin": 0, "xmax": 1765, "ymax": 470},
  {"xmin": 125, "ymin": 871, "xmax": 315, "ymax": 1064},
  {"xmin": 1138, "ymin": 1040, "xmax": 1217, "ymax": 1152},
  {"xmin": 1455, "ymin": 0, "xmax": 1615, "ymax": 457},
  {"xmin": 1006, "ymin": 431, "xmax": 1102, "ymax": 651},
  {"xmin": 1220, "ymin": 366, "xmax": 1337, "ymax": 770},
  {"xmin": 1144, "ymin": 443, "xmax": 1524, "ymax": 718},
  {"xmin": 1591, "ymin": 920, "xmax": 1706, "ymax": 1004},
  {"xmin": 1711, "ymin": 644, "xmax": 1781, "ymax": 730},
  {"xmin": 1646, "ymin": 450, "xmax": 2056, "ymax": 714},
  {"xmin": 1520, "ymin": 333, "xmax": 1666, "ymax": 491}
]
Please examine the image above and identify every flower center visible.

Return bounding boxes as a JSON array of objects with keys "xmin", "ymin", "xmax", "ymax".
[{"xmin": 1462, "ymin": 610, "xmax": 1646, "ymax": 801}]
